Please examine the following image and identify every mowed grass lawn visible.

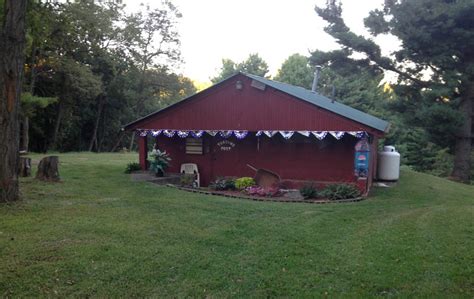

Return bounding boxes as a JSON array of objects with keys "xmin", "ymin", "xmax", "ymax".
[{"xmin": 1, "ymin": 153, "xmax": 473, "ymax": 297}]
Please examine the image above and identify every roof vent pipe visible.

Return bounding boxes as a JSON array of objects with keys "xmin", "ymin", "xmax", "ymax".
[{"xmin": 311, "ymin": 65, "xmax": 322, "ymax": 93}]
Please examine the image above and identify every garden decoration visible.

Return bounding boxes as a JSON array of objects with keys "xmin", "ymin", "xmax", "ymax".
[{"xmin": 246, "ymin": 164, "xmax": 280, "ymax": 188}]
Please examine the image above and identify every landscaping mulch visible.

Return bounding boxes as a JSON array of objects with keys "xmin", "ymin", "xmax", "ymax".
[{"xmin": 167, "ymin": 184, "xmax": 365, "ymax": 204}]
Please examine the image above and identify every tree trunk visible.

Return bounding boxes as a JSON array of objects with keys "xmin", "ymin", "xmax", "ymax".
[
  {"xmin": 22, "ymin": 115, "xmax": 29, "ymax": 152},
  {"xmin": 111, "ymin": 131, "xmax": 125, "ymax": 152},
  {"xmin": 36, "ymin": 156, "xmax": 60, "ymax": 182},
  {"xmin": 88, "ymin": 94, "xmax": 105, "ymax": 152},
  {"xmin": 451, "ymin": 81, "xmax": 473, "ymax": 182},
  {"xmin": 21, "ymin": 43, "xmax": 37, "ymax": 154},
  {"xmin": 52, "ymin": 100, "xmax": 64, "ymax": 149},
  {"xmin": 0, "ymin": 0, "xmax": 28, "ymax": 202},
  {"xmin": 18, "ymin": 157, "xmax": 31, "ymax": 177},
  {"xmin": 97, "ymin": 103, "xmax": 107, "ymax": 152},
  {"xmin": 129, "ymin": 132, "xmax": 135, "ymax": 151}
]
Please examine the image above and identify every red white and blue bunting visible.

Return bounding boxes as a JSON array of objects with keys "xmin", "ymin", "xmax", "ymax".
[{"xmin": 135, "ymin": 129, "xmax": 367, "ymax": 140}]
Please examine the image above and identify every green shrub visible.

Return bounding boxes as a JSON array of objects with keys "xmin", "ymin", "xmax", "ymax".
[
  {"xmin": 209, "ymin": 177, "xmax": 236, "ymax": 191},
  {"xmin": 235, "ymin": 177, "xmax": 256, "ymax": 190},
  {"xmin": 320, "ymin": 184, "xmax": 361, "ymax": 200},
  {"xmin": 124, "ymin": 162, "xmax": 141, "ymax": 174},
  {"xmin": 149, "ymin": 149, "xmax": 171, "ymax": 176},
  {"xmin": 180, "ymin": 174, "xmax": 196, "ymax": 188},
  {"xmin": 299, "ymin": 182, "xmax": 318, "ymax": 199},
  {"xmin": 428, "ymin": 148, "xmax": 453, "ymax": 177}
]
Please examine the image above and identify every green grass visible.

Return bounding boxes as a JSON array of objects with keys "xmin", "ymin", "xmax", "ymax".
[{"xmin": 1, "ymin": 152, "xmax": 473, "ymax": 297}]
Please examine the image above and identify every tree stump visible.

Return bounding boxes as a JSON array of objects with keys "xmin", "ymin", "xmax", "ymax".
[
  {"xmin": 18, "ymin": 157, "xmax": 31, "ymax": 177},
  {"xmin": 36, "ymin": 156, "xmax": 60, "ymax": 181}
]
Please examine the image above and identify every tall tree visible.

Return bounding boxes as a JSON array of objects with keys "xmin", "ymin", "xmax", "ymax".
[
  {"xmin": 211, "ymin": 53, "xmax": 269, "ymax": 83},
  {"xmin": 211, "ymin": 59, "xmax": 237, "ymax": 83},
  {"xmin": 274, "ymin": 54, "xmax": 314, "ymax": 89},
  {"xmin": 315, "ymin": 0, "xmax": 474, "ymax": 182},
  {"xmin": 238, "ymin": 53, "xmax": 269, "ymax": 78},
  {"xmin": 121, "ymin": 1, "xmax": 182, "ymax": 149},
  {"xmin": 0, "ymin": 0, "xmax": 28, "ymax": 202}
]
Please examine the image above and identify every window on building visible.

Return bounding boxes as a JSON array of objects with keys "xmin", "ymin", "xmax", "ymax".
[{"xmin": 185, "ymin": 138, "xmax": 203, "ymax": 155}]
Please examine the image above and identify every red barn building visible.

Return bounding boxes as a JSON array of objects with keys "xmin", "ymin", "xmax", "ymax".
[{"xmin": 124, "ymin": 73, "xmax": 389, "ymax": 194}]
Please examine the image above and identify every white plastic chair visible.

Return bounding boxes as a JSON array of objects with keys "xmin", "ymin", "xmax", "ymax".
[{"xmin": 180, "ymin": 163, "xmax": 200, "ymax": 187}]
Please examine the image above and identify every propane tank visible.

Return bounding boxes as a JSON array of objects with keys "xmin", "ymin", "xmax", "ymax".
[{"xmin": 377, "ymin": 146, "xmax": 400, "ymax": 181}]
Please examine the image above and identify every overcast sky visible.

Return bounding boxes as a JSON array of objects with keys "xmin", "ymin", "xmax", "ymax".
[{"xmin": 125, "ymin": 0, "xmax": 398, "ymax": 83}]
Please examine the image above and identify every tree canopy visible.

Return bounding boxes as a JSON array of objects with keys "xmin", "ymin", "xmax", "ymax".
[
  {"xmin": 211, "ymin": 53, "xmax": 269, "ymax": 83},
  {"xmin": 20, "ymin": 0, "xmax": 196, "ymax": 153},
  {"xmin": 274, "ymin": 54, "xmax": 314, "ymax": 89},
  {"xmin": 314, "ymin": 0, "xmax": 474, "ymax": 182}
]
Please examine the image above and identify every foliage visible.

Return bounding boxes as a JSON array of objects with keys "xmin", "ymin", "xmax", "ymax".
[
  {"xmin": 403, "ymin": 128, "xmax": 440, "ymax": 172},
  {"xmin": 20, "ymin": 0, "xmax": 196, "ymax": 153},
  {"xmin": 3, "ymin": 153, "xmax": 473, "ymax": 297},
  {"xmin": 124, "ymin": 162, "xmax": 141, "ymax": 174},
  {"xmin": 320, "ymin": 184, "xmax": 361, "ymax": 201},
  {"xmin": 20, "ymin": 92, "xmax": 57, "ymax": 119},
  {"xmin": 121, "ymin": 1, "xmax": 181, "ymax": 69},
  {"xmin": 180, "ymin": 173, "xmax": 197, "ymax": 188},
  {"xmin": 211, "ymin": 53, "xmax": 269, "ymax": 83},
  {"xmin": 209, "ymin": 177, "xmax": 236, "ymax": 191},
  {"xmin": 299, "ymin": 182, "xmax": 319, "ymax": 199},
  {"xmin": 235, "ymin": 177, "xmax": 256, "ymax": 190},
  {"xmin": 428, "ymin": 148, "xmax": 454, "ymax": 178},
  {"xmin": 238, "ymin": 53, "xmax": 269, "ymax": 77},
  {"xmin": 274, "ymin": 54, "xmax": 314, "ymax": 89},
  {"xmin": 149, "ymin": 149, "xmax": 171, "ymax": 176},
  {"xmin": 314, "ymin": 0, "xmax": 474, "ymax": 182},
  {"xmin": 244, "ymin": 186, "xmax": 281, "ymax": 197}
]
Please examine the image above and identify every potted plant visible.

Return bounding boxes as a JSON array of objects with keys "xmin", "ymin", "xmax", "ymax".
[{"xmin": 149, "ymin": 149, "xmax": 171, "ymax": 177}]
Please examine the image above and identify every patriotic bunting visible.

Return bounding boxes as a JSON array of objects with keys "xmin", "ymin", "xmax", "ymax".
[
  {"xmin": 234, "ymin": 130, "xmax": 248, "ymax": 139},
  {"xmin": 279, "ymin": 131, "xmax": 295, "ymax": 139},
  {"xmin": 177, "ymin": 131, "xmax": 189, "ymax": 138},
  {"xmin": 134, "ymin": 129, "xmax": 367, "ymax": 141}
]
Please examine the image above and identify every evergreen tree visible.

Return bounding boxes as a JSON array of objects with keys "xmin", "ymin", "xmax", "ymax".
[{"xmin": 314, "ymin": 0, "xmax": 474, "ymax": 182}]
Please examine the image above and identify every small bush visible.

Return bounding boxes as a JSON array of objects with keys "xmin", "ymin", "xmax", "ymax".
[
  {"xmin": 235, "ymin": 177, "xmax": 256, "ymax": 190},
  {"xmin": 320, "ymin": 184, "xmax": 361, "ymax": 200},
  {"xmin": 428, "ymin": 148, "xmax": 453, "ymax": 177},
  {"xmin": 124, "ymin": 162, "xmax": 141, "ymax": 174},
  {"xmin": 299, "ymin": 182, "xmax": 318, "ymax": 199},
  {"xmin": 209, "ymin": 177, "xmax": 236, "ymax": 191},
  {"xmin": 149, "ymin": 149, "xmax": 171, "ymax": 176},
  {"xmin": 180, "ymin": 174, "xmax": 196, "ymax": 188}
]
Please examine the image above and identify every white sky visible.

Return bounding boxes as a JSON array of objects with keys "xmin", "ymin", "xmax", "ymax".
[{"xmin": 125, "ymin": 0, "xmax": 399, "ymax": 83}]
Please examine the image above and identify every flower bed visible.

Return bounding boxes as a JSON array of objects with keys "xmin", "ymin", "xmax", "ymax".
[{"xmin": 168, "ymin": 185, "xmax": 365, "ymax": 204}]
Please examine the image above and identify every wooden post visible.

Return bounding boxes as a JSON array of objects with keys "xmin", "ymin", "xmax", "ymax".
[{"xmin": 138, "ymin": 135, "xmax": 148, "ymax": 170}]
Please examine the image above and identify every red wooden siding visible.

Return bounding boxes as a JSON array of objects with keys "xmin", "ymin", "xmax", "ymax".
[
  {"xmin": 130, "ymin": 74, "xmax": 380, "ymax": 135},
  {"xmin": 130, "ymin": 73, "xmax": 385, "ymax": 194},
  {"xmin": 157, "ymin": 134, "xmax": 362, "ymax": 188}
]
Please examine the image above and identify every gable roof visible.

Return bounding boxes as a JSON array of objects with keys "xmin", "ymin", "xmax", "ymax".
[{"xmin": 124, "ymin": 72, "xmax": 390, "ymax": 133}]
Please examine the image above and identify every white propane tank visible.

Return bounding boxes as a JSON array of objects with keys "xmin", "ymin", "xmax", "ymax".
[{"xmin": 377, "ymin": 146, "xmax": 400, "ymax": 181}]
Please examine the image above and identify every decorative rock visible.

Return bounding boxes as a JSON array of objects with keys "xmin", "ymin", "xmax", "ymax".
[{"xmin": 36, "ymin": 156, "xmax": 60, "ymax": 181}]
